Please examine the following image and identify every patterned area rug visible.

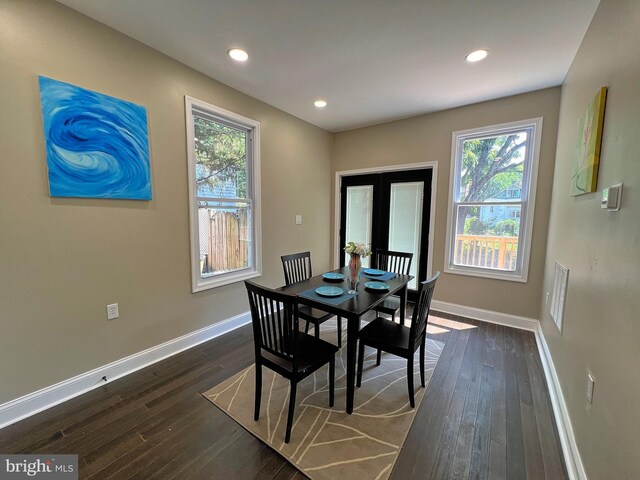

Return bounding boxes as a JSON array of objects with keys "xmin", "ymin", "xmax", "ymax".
[{"xmin": 203, "ymin": 319, "xmax": 443, "ymax": 480}]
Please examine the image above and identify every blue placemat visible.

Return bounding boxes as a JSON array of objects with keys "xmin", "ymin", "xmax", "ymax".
[
  {"xmin": 359, "ymin": 269, "xmax": 398, "ymax": 281},
  {"xmin": 299, "ymin": 287, "xmax": 358, "ymax": 306}
]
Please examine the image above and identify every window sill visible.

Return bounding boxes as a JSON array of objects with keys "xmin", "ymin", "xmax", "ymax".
[
  {"xmin": 444, "ymin": 265, "xmax": 528, "ymax": 283},
  {"xmin": 192, "ymin": 268, "xmax": 262, "ymax": 293}
]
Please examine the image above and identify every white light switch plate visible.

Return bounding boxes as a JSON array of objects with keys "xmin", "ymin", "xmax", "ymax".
[
  {"xmin": 295, "ymin": 214, "xmax": 302, "ymax": 225},
  {"xmin": 586, "ymin": 372, "xmax": 595, "ymax": 403}
]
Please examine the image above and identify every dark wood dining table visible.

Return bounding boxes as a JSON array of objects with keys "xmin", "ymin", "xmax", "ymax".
[{"xmin": 276, "ymin": 266, "xmax": 413, "ymax": 414}]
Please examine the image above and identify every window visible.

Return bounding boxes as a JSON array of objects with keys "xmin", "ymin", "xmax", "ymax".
[
  {"xmin": 445, "ymin": 118, "xmax": 542, "ymax": 282},
  {"xmin": 185, "ymin": 97, "xmax": 261, "ymax": 292}
]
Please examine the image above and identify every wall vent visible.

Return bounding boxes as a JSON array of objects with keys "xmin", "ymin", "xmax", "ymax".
[{"xmin": 550, "ymin": 260, "xmax": 569, "ymax": 333}]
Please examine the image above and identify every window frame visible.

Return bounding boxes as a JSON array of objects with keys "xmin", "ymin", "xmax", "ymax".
[
  {"xmin": 444, "ymin": 118, "xmax": 542, "ymax": 283},
  {"xmin": 185, "ymin": 96, "xmax": 262, "ymax": 293}
]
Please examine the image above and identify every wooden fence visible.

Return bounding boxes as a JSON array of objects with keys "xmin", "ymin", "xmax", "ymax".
[
  {"xmin": 454, "ymin": 234, "xmax": 518, "ymax": 270},
  {"xmin": 200, "ymin": 210, "xmax": 249, "ymax": 274}
]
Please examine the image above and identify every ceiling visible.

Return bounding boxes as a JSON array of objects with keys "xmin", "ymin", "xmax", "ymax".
[{"xmin": 56, "ymin": 0, "xmax": 600, "ymax": 132}]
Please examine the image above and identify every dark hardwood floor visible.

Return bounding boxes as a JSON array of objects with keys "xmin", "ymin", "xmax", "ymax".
[{"xmin": 0, "ymin": 311, "xmax": 567, "ymax": 479}]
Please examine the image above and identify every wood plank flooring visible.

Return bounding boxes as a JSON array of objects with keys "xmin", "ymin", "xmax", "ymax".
[{"xmin": 0, "ymin": 311, "xmax": 567, "ymax": 479}]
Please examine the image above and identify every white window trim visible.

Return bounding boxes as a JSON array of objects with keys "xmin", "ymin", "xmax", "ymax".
[
  {"xmin": 185, "ymin": 96, "xmax": 262, "ymax": 292},
  {"xmin": 444, "ymin": 117, "xmax": 542, "ymax": 283}
]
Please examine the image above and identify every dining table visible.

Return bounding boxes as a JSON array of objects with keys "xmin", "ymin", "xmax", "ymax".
[{"xmin": 276, "ymin": 265, "xmax": 413, "ymax": 414}]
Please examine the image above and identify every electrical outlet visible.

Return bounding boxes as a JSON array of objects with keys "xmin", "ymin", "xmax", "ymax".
[
  {"xmin": 107, "ymin": 303, "xmax": 119, "ymax": 320},
  {"xmin": 295, "ymin": 214, "xmax": 302, "ymax": 225},
  {"xmin": 586, "ymin": 372, "xmax": 595, "ymax": 403}
]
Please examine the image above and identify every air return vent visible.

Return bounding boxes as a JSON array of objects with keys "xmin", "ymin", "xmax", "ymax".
[{"xmin": 550, "ymin": 260, "xmax": 569, "ymax": 332}]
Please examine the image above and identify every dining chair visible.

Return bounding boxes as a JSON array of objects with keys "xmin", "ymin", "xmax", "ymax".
[
  {"xmin": 356, "ymin": 272, "xmax": 440, "ymax": 408},
  {"xmin": 281, "ymin": 251, "xmax": 343, "ymax": 347},
  {"xmin": 245, "ymin": 280, "xmax": 337, "ymax": 443},
  {"xmin": 372, "ymin": 249, "xmax": 414, "ymax": 323}
]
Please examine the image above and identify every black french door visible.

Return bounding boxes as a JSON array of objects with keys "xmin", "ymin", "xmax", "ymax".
[{"xmin": 339, "ymin": 169, "xmax": 432, "ymax": 300}]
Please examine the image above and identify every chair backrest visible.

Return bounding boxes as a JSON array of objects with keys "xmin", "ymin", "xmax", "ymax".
[
  {"xmin": 409, "ymin": 272, "xmax": 440, "ymax": 347},
  {"xmin": 374, "ymin": 249, "xmax": 413, "ymax": 276},
  {"xmin": 245, "ymin": 280, "xmax": 299, "ymax": 367},
  {"xmin": 281, "ymin": 251, "xmax": 313, "ymax": 285}
]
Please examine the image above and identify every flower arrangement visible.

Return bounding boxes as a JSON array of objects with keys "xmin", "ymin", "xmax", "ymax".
[{"xmin": 344, "ymin": 241, "xmax": 372, "ymax": 258}]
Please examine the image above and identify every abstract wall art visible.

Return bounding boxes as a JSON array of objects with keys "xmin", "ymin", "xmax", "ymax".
[
  {"xmin": 570, "ymin": 86, "xmax": 607, "ymax": 196},
  {"xmin": 39, "ymin": 76, "xmax": 152, "ymax": 199}
]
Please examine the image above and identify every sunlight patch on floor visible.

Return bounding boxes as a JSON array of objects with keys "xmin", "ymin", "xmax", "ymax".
[{"xmin": 429, "ymin": 316, "xmax": 478, "ymax": 331}]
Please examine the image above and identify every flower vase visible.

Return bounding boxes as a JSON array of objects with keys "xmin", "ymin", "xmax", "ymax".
[{"xmin": 348, "ymin": 253, "xmax": 361, "ymax": 292}]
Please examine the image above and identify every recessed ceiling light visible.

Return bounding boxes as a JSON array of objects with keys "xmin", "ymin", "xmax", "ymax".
[
  {"xmin": 314, "ymin": 100, "xmax": 327, "ymax": 108},
  {"xmin": 228, "ymin": 48, "xmax": 248, "ymax": 62},
  {"xmin": 465, "ymin": 49, "xmax": 489, "ymax": 62}
]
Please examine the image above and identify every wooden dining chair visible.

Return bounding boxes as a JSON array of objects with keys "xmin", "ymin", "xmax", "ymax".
[
  {"xmin": 356, "ymin": 272, "xmax": 439, "ymax": 408},
  {"xmin": 245, "ymin": 280, "xmax": 337, "ymax": 443},
  {"xmin": 281, "ymin": 251, "xmax": 343, "ymax": 347},
  {"xmin": 372, "ymin": 249, "xmax": 414, "ymax": 323}
]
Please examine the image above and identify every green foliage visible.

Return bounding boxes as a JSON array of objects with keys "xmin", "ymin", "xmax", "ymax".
[
  {"xmin": 194, "ymin": 117, "xmax": 247, "ymax": 198},
  {"xmin": 463, "ymin": 216, "xmax": 488, "ymax": 235},
  {"xmin": 493, "ymin": 219, "xmax": 520, "ymax": 236},
  {"xmin": 463, "ymin": 216, "xmax": 519, "ymax": 237}
]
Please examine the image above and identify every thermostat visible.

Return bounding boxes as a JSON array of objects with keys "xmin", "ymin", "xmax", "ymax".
[{"xmin": 601, "ymin": 183, "xmax": 622, "ymax": 211}]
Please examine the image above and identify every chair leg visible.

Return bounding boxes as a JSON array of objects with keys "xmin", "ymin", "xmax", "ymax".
[
  {"xmin": 305, "ymin": 321, "xmax": 310, "ymax": 334},
  {"xmin": 315, "ymin": 323, "xmax": 320, "ymax": 339},
  {"xmin": 337, "ymin": 316, "xmax": 342, "ymax": 348},
  {"xmin": 407, "ymin": 356, "xmax": 415, "ymax": 408},
  {"xmin": 254, "ymin": 363, "xmax": 262, "ymax": 421},
  {"xmin": 376, "ymin": 349, "xmax": 382, "ymax": 366},
  {"xmin": 356, "ymin": 339, "xmax": 365, "ymax": 387},
  {"xmin": 420, "ymin": 336, "xmax": 426, "ymax": 388},
  {"xmin": 329, "ymin": 356, "xmax": 335, "ymax": 407},
  {"xmin": 285, "ymin": 381, "xmax": 297, "ymax": 444}
]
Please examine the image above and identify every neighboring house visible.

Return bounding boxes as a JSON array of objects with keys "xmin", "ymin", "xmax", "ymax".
[{"xmin": 478, "ymin": 184, "xmax": 522, "ymax": 225}]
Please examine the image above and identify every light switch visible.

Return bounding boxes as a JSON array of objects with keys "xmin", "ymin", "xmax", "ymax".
[
  {"xmin": 586, "ymin": 372, "xmax": 595, "ymax": 403},
  {"xmin": 295, "ymin": 214, "xmax": 302, "ymax": 225}
]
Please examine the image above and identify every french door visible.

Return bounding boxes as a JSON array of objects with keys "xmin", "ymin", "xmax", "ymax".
[{"xmin": 339, "ymin": 169, "xmax": 432, "ymax": 300}]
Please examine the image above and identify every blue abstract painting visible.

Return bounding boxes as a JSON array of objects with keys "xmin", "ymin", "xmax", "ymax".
[{"xmin": 39, "ymin": 76, "xmax": 151, "ymax": 199}]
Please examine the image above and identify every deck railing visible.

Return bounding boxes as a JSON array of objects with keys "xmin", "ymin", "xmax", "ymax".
[{"xmin": 454, "ymin": 234, "xmax": 518, "ymax": 271}]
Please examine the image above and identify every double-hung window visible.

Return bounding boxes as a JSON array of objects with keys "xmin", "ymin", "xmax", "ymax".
[
  {"xmin": 445, "ymin": 118, "xmax": 542, "ymax": 282},
  {"xmin": 185, "ymin": 97, "xmax": 261, "ymax": 292}
]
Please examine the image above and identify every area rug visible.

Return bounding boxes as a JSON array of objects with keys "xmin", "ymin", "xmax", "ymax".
[{"xmin": 203, "ymin": 318, "xmax": 443, "ymax": 480}]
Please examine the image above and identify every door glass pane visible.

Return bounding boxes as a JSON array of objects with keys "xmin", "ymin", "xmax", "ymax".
[
  {"xmin": 344, "ymin": 185, "xmax": 373, "ymax": 268},
  {"xmin": 389, "ymin": 182, "xmax": 423, "ymax": 289}
]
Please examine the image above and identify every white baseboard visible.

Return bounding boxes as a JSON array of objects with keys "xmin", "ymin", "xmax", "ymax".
[
  {"xmin": 534, "ymin": 323, "xmax": 587, "ymax": 480},
  {"xmin": 431, "ymin": 299, "xmax": 539, "ymax": 331},
  {"xmin": 0, "ymin": 311, "xmax": 251, "ymax": 430},
  {"xmin": 430, "ymin": 299, "xmax": 586, "ymax": 479}
]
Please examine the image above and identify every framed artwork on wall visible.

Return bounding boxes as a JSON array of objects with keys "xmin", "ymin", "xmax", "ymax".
[
  {"xmin": 38, "ymin": 76, "xmax": 152, "ymax": 200},
  {"xmin": 570, "ymin": 86, "xmax": 607, "ymax": 196}
]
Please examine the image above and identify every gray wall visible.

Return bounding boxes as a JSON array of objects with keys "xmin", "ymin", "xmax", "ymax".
[
  {"xmin": 540, "ymin": 0, "xmax": 640, "ymax": 478},
  {"xmin": 0, "ymin": 0, "xmax": 333, "ymax": 403},
  {"xmin": 332, "ymin": 88, "xmax": 561, "ymax": 319}
]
